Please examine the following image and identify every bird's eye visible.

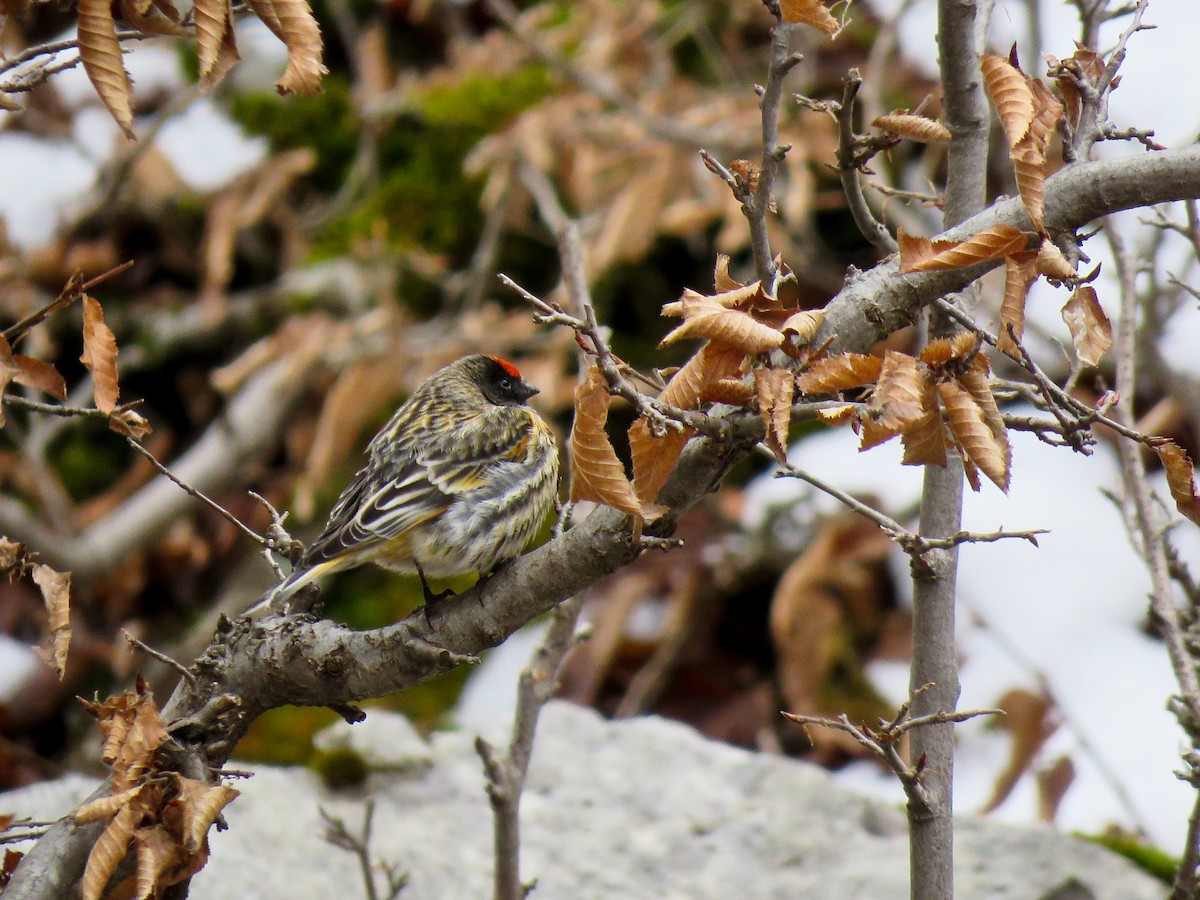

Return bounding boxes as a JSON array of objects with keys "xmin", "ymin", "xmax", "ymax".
[{"xmin": 499, "ymin": 378, "xmax": 513, "ymax": 391}]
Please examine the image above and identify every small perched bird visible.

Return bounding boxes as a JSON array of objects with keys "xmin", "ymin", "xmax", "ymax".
[{"xmin": 253, "ymin": 354, "xmax": 559, "ymax": 613}]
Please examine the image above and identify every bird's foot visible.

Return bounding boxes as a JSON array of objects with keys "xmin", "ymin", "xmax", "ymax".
[{"xmin": 416, "ymin": 562, "xmax": 456, "ymax": 626}]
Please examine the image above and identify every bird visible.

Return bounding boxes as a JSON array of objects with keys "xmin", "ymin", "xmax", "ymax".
[{"xmin": 251, "ymin": 354, "xmax": 559, "ymax": 614}]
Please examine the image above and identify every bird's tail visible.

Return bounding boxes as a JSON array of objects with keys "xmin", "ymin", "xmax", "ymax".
[{"xmin": 242, "ymin": 563, "xmax": 323, "ymax": 616}]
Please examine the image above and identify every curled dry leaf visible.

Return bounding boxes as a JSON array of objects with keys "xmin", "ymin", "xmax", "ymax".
[
  {"xmin": 74, "ymin": 786, "xmax": 146, "ymax": 826},
  {"xmin": 872, "ymin": 113, "xmax": 952, "ymax": 143},
  {"xmin": 661, "ymin": 283, "xmax": 761, "ymax": 318},
  {"xmin": 80, "ymin": 295, "xmax": 120, "ymax": 413},
  {"xmin": 659, "ymin": 296, "xmax": 784, "ymax": 355},
  {"xmin": 937, "ymin": 379, "xmax": 1011, "ymax": 492},
  {"xmin": 700, "ymin": 378, "xmax": 756, "ymax": 406},
  {"xmin": 570, "ymin": 367, "xmax": 652, "ymax": 528},
  {"xmin": 900, "ymin": 377, "xmax": 947, "ymax": 468},
  {"xmin": 870, "ymin": 351, "xmax": 924, "ymax": 431},
  {"xmin": 980, "ymin": 687, "xmax": 1056, "ymax": 815},
  {"xmin": 713, "ymin": 254, "xmax": 741, "ymax": 292},
  {"xmin": 901, "ymin": 225, "xmax": 1029, "ymax": 274},
  {"xmin": 1035, "ymin": 238, "xmax": 1076, "ymax": 281},
  {"xmin": 118, "ymin": 0, "xmax": 186, "ymax": 35},
  {"xmin": 133, "ymin": 825, "xmax": 182, "ymax": 900},
  {"xmin": 779, "ymin": 0, "xmax": 839, "ymax": 35},
  {"xmin": 1012, "ymin": 80, "xmax": 1064, "ymax": 232},
  {"xmin": 82, "ymin": 802, "xmax": 140, "ymax": 900},
  {"xmin": 796, "ymin": 353, "xmax": 883, "ymax": 394},
  {"xmin": 1060, "ymin": 285, "xmax": 1112, "ymax": 367},
  {"xmin": 816, "ymin": 404, "xmax": 859, "ymax": 425},
  {"xmin": 628, "ymin": 421, "xmax": 690, "ymax": 509},
  {"xmin": 756, "ymin": 368, "xmax": 795, "ymax": 464},
  {"xmin": 194, "ymin": 0, "xmax": 240, "ymax": 92},
  {"xmin": 630, "ymin": 343, "xmax": 744, "ymax": 505},
  {"xmin": 0, "ymin": 335, "xmax": 68, "ymax": 427},
  {"xmin": 1156, "ymin": 441, "xmax": 1200, "ymax": 526},
  {"xmin": 269, "ymin": 0, "xmax": 329, "ymax": 96},
  {"xmin": 780, "ymin": 309, "xmax": 825, "ymax": 343},
  {"xmin": 997, "ymin": 251, "xmax": 1039, "ymax": 358},
  {"xmin": 982, "ymin": 54, "xmax": 1035, "ymax": 149},
  {"xmin": 959, "ymin": 359, "xmax": 1011, "ymax": 477},
  {"xmin": 170, "ymin": 775, "xmax": 239, "ymax": 855},
  {"xmin": 31, "ymin": 563, "xmax": 71, "ymax": 680},
  {"xmin": 657, "ymin": 342, "xmax": 745, "ymax": 409},
  {"xmin": 0, "ymin": 536, "xmax": 24, "ymax": 572},
  {"xmin": 77, "ymin": 0, "xmax": 135, "ymax": 138},
  {"xmin": 110, "ymin": 409, "xmax": 153, "ymax": 440},
  {"xmin": 897, "ymin": 229, "xmax": 934, "ymax": 272},
  {"xmin": 1036, "ymin": 756, "xmax": 1076, "ymax": 823}
]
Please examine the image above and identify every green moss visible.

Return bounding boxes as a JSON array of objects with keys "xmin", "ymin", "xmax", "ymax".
[
  {"xmin": 311, "ymin": 746, "xmax": 370, "ymax": 789},
  {"xmin": 234, "ymin": 706, "xmax": 340, "ymax": 765},
  {"xmin": 51, "ymin": 428, "xmax": 132, "ymax": 502},
  {"xmin": 230, "ymin": 66, "xmax": 555, "ymax": 266},
  {"xmin": 1078, "ymin": 832, "xmax": 1176, "ymax": 885}
]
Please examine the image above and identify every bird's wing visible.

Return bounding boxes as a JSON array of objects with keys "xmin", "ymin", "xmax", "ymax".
[{"xmin": 301, "ymin": 407, "xmax": 537, "ymax": 565}]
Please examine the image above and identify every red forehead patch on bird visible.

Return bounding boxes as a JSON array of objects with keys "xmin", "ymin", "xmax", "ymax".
[{"xmin": 490, "ymin": 356, "xmax": 522, "ymax": 379}]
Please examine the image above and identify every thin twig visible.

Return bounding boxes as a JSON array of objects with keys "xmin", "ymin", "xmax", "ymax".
[
  {"xmin": 124, "ymin": 438, "xmax": 268, "ymax": 547},
  {"xmin": 835, "ymin": 69, "xmax": 898, "ymax": 253},
  {"xmin": 320, "ymin": 802, "xmax": 408, "ymax": 900},
  {"xmin": 122, "ymin": 629, "xmax": 197, "ymax": 690}
]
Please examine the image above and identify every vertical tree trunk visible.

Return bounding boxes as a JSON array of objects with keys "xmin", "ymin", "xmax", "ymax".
[{"xmin": 908, "ymin": 1, "xmax": 992, "ymax": 897}]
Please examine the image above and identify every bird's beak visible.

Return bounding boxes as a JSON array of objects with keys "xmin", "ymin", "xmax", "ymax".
[{"xmin": 517, "ymin": 379, "xmax": 540, "ymax": 401}]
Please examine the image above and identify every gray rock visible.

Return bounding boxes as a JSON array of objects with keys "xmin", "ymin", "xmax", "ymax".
[{"xmin": 0, "ymin": 702, "xmax": 1165, "ymax": 899}]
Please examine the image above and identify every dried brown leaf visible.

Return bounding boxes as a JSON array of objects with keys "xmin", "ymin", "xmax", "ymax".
[
  {"xmin": 817, "ymin": 403, "xmax": 859, "ymax": 425},
  {"xmin": 982, "ymin": 54, "xmax": 1035, "ymax": 148},
  {"xmin": 872, "ymin": 113, "xmax": 951, "ymax": 143},
  {"xmin": 194, "ymin": 0, "xmax": 240, "ymax": 92},
  {"xmin": 169, "ymin": 776, "xmax": 239, "ymax": 855},
  {"xmin": 133, "ymin": 825, "xmax": 180, "ymax": 900},
  {"xmin": 628, "ymin": 420, "xmax": 690, "ymax": 509},
  {"xmin": 870, "ymin": 351, "xmax": 925, "ymax": 431},
  {"xmin": 699, "ymin": 378, "xmax": 755, "ymax": 406},
  {"xmin": 756, "ymin": 368, "xmax": 795, "ymax": 464},
  {"xmin": 779, "ymin": 0, "xmax": 839, "ymax": 34},
  {"xmin": 938, "ymin": 379, "xmax": 1010, "ymax": 491},
  {"xmin": 80, "ymin": 294, "xmax": 120, "ymax": 413},
  {"xmin": 1156, "ymin": 442, "xmax": 1200, "ymax": 526},
  {"xmin": 981, "ymin": 688, "xmax": 1056, "ymax": 814},
  {"xmin": 1012, "ymin": 80, "xmax": 1063, "ymax": 231},
  {"xmin": 897, "ymin": 229, "xmax": 934, "ymax": 272},
  {"xmin": 244, "ymin": 0, "xmax": 286, "ymax": 43},
  {"xmin": 661, "ymin": 283, "xmax": 762, "ymax": 318},
  {"xmin": 959, "ymin": 358, "xmax": 1011, "ymax": 479},
  {"xmin": 796, "ymin": 353, "xmax": 883, "ymax": 394},
  {"xmin": 13, "ymin": 354, "xmax": 67, "ymax": 401},
  {"xmin": 78, "ymin": 0, "xmax": 135, "ymax": 139},
  {"xmin": 998, "ymin": 251, "xmax": 1039, "ymax": 357},
  {"xmin": 658, "ymin": 342, "xmax": 745, "ymax": 409},
  {"xmin": 0, "ymin": 537, "xmax": 24, "ymax": 572},
  {"xmin": 570, "ymin": 367, "xmax": 650, "ymax": 527},
  {"xmin": 32, "ymin": 563, "xmax": 70, "ymax": 680},
  {"xmin": 713, "ymin": 254, "xmax": 741, "ymax": 292},
  {"xmin": 1036, "ymin": 756, "xmax": 1075, "ymax": 823},
  {"xmin": 118, "ymin": 0, "xmax": 186, "ymax": 35},
  {"xmin": 271, "ymin": 0, "xmax": 328, "ymax": 96},
  {"xmin": 1060, "ymin": 285, "xmax": 1111, "ymax": 367},
  {"xmin": 659, "ymin": 298, "xmax": 784, "ymax": 355},
  {"xmin": 780, "ymin": 309, "xmax": 825, "ymax": 342},
  {"xmin": 901, "ymin": 378, "xmax": 947, "ymax": 467},
  {"xmin": 74, "ymin": 786, "xmax": 146, "ymax": 825},
  {"xmin": 82, "ymin": 801, "xmax": 139, "ymax": 900},
  {"xmin": 903, "ymin": 225, "xmax": 1029, "ymax": 274},
  {"xmin": 1035, "ymin": 239, "xmax": 1075, "ymax": 280}
]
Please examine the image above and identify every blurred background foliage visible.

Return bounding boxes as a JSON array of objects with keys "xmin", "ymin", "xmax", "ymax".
[{"xmin": 0, "ymin": 0, "xmax": 941, "ymax": 791}]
